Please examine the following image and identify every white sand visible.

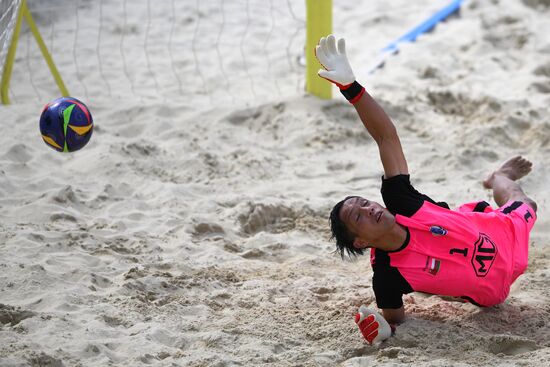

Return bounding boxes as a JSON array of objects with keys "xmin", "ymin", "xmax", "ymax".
[{"xmin": 1, "ymin": 0, "xmax": 550, "ymax": 366}]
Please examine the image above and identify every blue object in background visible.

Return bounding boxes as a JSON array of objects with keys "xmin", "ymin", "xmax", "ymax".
[{"xmin": 369, "ymin": 0, "xmax": 464, "ymax": 74}]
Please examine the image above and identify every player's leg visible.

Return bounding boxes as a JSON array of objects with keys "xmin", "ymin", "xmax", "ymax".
[{"xmin": 483, "ymin": 156, "xmax": 537, "ymax": 212}]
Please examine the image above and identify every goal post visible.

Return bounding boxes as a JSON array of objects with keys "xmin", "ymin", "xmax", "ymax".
[
  {"xmin": 0, "ymin": 0, "xmax": 22, "ymax": 104},
  {"xmin": 305, "ymin": 0, "xmax": 332, "ymax": 100},
  {"xmin": 0, "ymin": 0, "xmax": 68, "ymax": 104}
]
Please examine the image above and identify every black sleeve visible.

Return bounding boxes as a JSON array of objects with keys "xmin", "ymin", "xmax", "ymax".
[
  {"xmin": 372, "ymin": 250, "xmax": 413, "ymax": 309},
  {"xmin": 380, "ymin": 174, "xmax": 449, "ymax": 217}
]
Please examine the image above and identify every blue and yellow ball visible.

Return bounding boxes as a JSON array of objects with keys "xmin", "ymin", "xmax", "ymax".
[{"xmin": 39, "ymin": 97, "xmax": 93, "ymax": 152}]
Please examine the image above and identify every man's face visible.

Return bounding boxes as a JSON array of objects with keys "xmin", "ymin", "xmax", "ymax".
[{"xmin": 338, "ymin": 196, "xmax": 396, "ymax": 248}]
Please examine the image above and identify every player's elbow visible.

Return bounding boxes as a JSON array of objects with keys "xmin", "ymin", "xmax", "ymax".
[{"xmin": 525, "ymin": 198, "xmax": 537, "ymax": 213}]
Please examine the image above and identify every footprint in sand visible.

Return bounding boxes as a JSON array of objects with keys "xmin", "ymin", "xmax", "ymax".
[
  {"xmin": 90, "ymin": 273, "xmax": 113, "ymax": 288},
  {"xmin": 487, "ymin": 336, "xmax": 538, "ymax": 355},
  {"xmin": 533, "ymin": 63, "xmax": 550, "ymax": 77},
  {"xmin": 522, "ymin": 0, "xmax": 550, "ymax": 10},
  {"xmin": 326, "ymin": 161, "xmax": 356, "ymax": 172},
  {"xmin": 224, "ymin": 103, "xmax": 286, "ymax": 131},
  {"xmin": 310, "ymin": 286, "xmax": 335, "ymax": 302},
  {"xmin": 530, "ymin": 82, "xmax": 550, "ymax": 94},
  {"xmin": 225, "ymin": 108, "xmax": 262, "ymax": 126},
  {"xmin": 26, "ymin": 352, "xmax": 64, "ymax": 367},
  {"xmin": 238, "ymin": 203, "xmax": 296, "ymax": 235},
  {"xmin": 427, "ymin": 90, "xmax": 501, "ymax": 117},
  {"xmin": 102, "ymin": 314, "xmax": 132, "ymax": 328},
  {"xmin": 49, "ymin": 213, "xmax": 78, "ymax": 223},
  {"xmin": 83, "ymin": 344, "xmax": 102, "ymax": 357},
  {"xmin": 0, "ymin": 304, "xmax": 36, "ymax": 326},
  {"xmin": 191, "ymin": 222, "xmax": 225, "ymax": 240},
  {"xmin": 2, "ymin": 143, "xmax": 33, "ymax": 164},
  {"xmin": 241, "ymin": 243, "xmax": 290, "ymax": 262},
  {"xmin": 50, "ymin": 185, "xmax": 82, "ymax": 205},
  {"xmin": 122, "ymin": 141, "xmax": 160, "ymax": 157},
  {"xmin": 223, "ymin": 242, "xmax": 243, "ymax": 253},
  {"xmin": 240, "ymin": 248, "xmax": 267, "ymax": 259}
]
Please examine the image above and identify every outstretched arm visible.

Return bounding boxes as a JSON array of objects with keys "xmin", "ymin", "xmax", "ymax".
[
  {"xmin": 353, "ymin": 92, "xmax": 408, "ymax": 178},
  {"xmin": 316, "ymin": 35, "xmax": 408, "ymax": 179}
]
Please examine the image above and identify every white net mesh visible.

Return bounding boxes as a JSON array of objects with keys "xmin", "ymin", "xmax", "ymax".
[
  {"xmin": 6, "ymin": 0, "xmax": 307, "ymax": 108},
  {"xmin": 0, "ymin": 0, "xmax": 22, "ymax": 83},
  {"xmin": 3, "ymin": 0, "xmax": 462, "ymax": 107}
]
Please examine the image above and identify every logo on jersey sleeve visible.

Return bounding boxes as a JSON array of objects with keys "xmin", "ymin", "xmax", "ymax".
[
  {"xmin": 471, "ymin": 233, "xmax": 498, "ymax": 277},
  {"xmin": 430, "ymin": 225, "xmax": 447, "ymax": 236}
]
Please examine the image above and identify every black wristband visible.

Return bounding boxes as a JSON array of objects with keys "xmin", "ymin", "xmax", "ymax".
[{"xmin": 340, "ymin": 81, "xmax": 365, "ymax": 103}]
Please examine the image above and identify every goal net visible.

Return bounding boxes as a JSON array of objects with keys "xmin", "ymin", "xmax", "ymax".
[
  {"xmin": 0, "ymin": 0, "xmax": 22, "ymax": 93},
  {"xmin": 3, "ymin": 0, "xmax": 308, "ymax": 108}
]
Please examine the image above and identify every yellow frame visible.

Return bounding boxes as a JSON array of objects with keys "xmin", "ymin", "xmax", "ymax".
[
  {"xmin": 306, "ymin": 0, "xmax": 332, "ymax": 99},
  {"xmin": 1, "ymin": 0, "xmax": 69, "ymax": 104}
]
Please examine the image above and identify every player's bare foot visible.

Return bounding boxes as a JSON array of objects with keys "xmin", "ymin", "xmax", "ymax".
[{"xmin": 483, "ymin": 156, "xmax": 533, "ymax": 189}]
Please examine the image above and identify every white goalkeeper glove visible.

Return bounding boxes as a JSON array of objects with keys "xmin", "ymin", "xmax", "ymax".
[
  {"xmin": 315, "ymin": 34, "xmax": 365, "ymax": 103},
  {"xmin": 354, "ymin": 305, "xmax": 394, "ymax": 345},
  {"xmin": 315, "ymin": 34, "xmax": 356, "ymax": 88}
]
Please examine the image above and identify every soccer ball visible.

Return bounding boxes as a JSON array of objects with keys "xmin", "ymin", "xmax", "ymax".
[{"xmin": 39, "ymin": 97, "xmax": 93, "ymax": 152}]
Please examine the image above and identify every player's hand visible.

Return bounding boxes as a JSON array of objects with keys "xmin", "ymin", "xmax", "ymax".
[
  {"xmin": 315, "ymin": 34, "xmax": 356, "ymax": 89},
  {"xmin": 354, "ymin": 305, "xmax": 394, "ymax": 345}
]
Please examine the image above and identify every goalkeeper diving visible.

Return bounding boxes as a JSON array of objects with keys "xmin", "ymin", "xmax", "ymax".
[{"xmin": 316, "ymin": 35, "xmax": 538, "ymax": 345}]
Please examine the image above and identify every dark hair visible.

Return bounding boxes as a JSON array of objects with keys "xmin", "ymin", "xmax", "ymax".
[{"xmin": 329, "ymin": 195, "xmax": 365, "ymax": 259}]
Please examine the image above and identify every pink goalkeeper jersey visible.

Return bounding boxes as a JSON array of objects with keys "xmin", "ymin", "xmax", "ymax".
[{"xmin": 372, "ymin": 200, "xmax": 536, "ymax": 307}]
